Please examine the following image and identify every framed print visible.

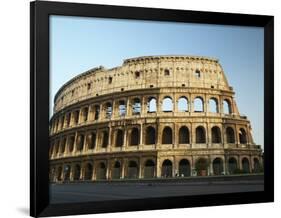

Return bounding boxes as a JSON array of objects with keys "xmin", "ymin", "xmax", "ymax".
[{"xmin": 30, "ymin": 1, "xmax": 274, "ymax": 217}]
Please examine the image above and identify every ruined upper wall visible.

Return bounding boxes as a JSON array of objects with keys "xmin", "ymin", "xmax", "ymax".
[{"xmin": 54, "ymin": 55, "xmax": 232, "ymax": 112}]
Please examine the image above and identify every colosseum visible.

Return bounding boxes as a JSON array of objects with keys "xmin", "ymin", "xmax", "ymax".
[{"xmin": 49, "ymin": 55, "xmax": 263, "ymax": 183}]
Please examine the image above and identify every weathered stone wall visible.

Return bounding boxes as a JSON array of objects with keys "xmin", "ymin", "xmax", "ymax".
[{"xmin": 49, "ymin": 55, "xmax": 263, "ymax": 183}]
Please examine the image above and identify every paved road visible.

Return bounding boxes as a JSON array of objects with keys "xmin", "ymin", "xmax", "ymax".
[{"xmin": 50, "ymin": 179, "xmax": 264, "ymax": 204}]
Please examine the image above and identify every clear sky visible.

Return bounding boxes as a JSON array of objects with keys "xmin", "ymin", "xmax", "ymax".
[{"xmin": 50, "ymin": 15, "xmax": 264, "ymax": 148}]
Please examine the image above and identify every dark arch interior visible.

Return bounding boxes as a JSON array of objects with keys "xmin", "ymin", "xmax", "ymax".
[
  {"xmin": 115, "ymin": 129, "xmax": 124, "ymax": 147},
  {"xmin": 211, "ymin": 126, "xmax": 221, "ymax": 143},
  {"xmin": 179, "ymin": 159, "xmax": 191, "ymax": 177},
  {"xmin": 146, "ymin": 126, "xmax": 156, "ymax": 144},
  {"xmin": 161, "ymin": 159, "xmax": 173, "ymax": 177},
  {"xmin": 127, "ymin": 161, "xmax": 138, "ymax": 179},
  {"xmin": 179, "ymin": 126, "xmax": 189, "ymax": 144},
  {"xmin": 213, "ymin": 158, "xmax": 223, "ymax": 175},
  {"xmin": 130, "ymin": 128, "xmax": 139, "ymax": 146},
  {"xmin": 196, "ymin": 126, "xmax": 206, "ymax": 143},
  {"xmin": 162, "ymin": 127, "xmax": 173, "ymax": 144}
]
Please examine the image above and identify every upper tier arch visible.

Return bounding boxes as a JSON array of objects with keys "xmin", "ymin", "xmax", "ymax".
[{"xmin": 53, "ymin": 55, "xmax": 232, "ymax": 113}]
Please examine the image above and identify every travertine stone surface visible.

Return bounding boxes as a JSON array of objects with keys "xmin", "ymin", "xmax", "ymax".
[{"xmin": 49, "ymin": 55, "xmax": 263, "ymax": 182}]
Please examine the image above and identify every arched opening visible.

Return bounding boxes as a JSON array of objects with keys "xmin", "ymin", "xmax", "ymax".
[
  {"xmin": 101, "ymin": 130, "xmax": 109, "ymax": 148},
  {"xmin": 253, "ymin": 158, "xmax": 261, "ymax": 173},
  {"xmin": 179, "ymin": 126, "xmax": 190, "ymax": 144},
  {"xmin": 82, "ymin": 107, "xmax": 88, "ymax": 122},
  {"xmin": 162, "ymin": 126, "xmax": 173, "ymax": 144},
  {"xmin": 179, "ymin": 159, "xmax": 191, "ymax": 177},
  {"xmin": 130, "ymin": 128, "xmax": 139, "ymax": 146},
  {"xmin": 239, "ymin": 128, "xmax": 247, "ymax": 144},
  {"xmin": 94, "ymin": 105, "xmax": 100, "ymax": 120},
  {"xmin": 60, "ymin": 138, "xmax": 66, "ymax": 154},
  {"xmin": 145, "ymin": 126, "xmax": 156, "ymax": 145},
  {"xmin": 196, "ymin": 126, "xmax": 206, "ymax": 143},
  {"xmin": 164, "ymin": 69, "xmax": 170, "ymax": 76},
  {"xmin": 96, "ymin": 162, "xmax": 107, "ymax": 180},
  {"xmin": 63, "ymin": 165, "xmax": 71, "ymax": 181},
  {"xmin": 242, "ymin": 158, "xmax": 250, "ymax": 173},
  {"xmin": 115, "ymin": 129, "xmax": 124, "ymax": 147},
  {"xmin": 226, "ymin": 127, "xmax": 235, "ymax": 143},
  {"xmin": 105, "ymin": 102, "xmax": 112, "ymax": 119},
  {"xmin": 178, "ymin": 97, "xmax": 188, "ymax": 112},
  {"xmin": 76, "ymin": 134, "xmax": 85, "ymax": 151},
  {"xmin": 127, "ymin": 161, "xmax": 138, "ymax": 179},
  {"xmin": 73, "ymin": 164, "xmax": 81, "ymax": 181},
  {"xmin": 118, "ymin": 100, "xmax": 126, "ymax": 117},
  {"xmin": 144, "ymin": 160, "xmax": 155, "ymax": 178},
  {"xmin": 132, "ymin": 98, "xmax": 141, "ymax": 115},
  {"xmin": 66, "ymin": 113, "xmax": 71, "ymax": 127},
  {"xmin": 112, "ymin": 161, "xmax": 121, "ymax": 179},
  {"xmin": 209, "ymin": 98, "xmax": 219, "ymax": 113},
  {"xmin": 228, "ymin": 158, "xmax": 238, "ymax": 174},
  {"xmin": 147, "ymin": 97, "xmax": 157, "ymax": 113},
  {"xmin": 211, "ymin": 126, "xmax": 221, "ymax": 143},
  {"xmin": 87, "ymin": 132, "xmax": 96, "ymax": 150},
  {"xmin": 84, "ymin": 163, "xmax": 93, "ymax": 180},
  {"xmin": 195, "ymin": 69, "xmax": 201, "ymax": 78},
  {"xmin": 223, "ymin": 99, "xmax": 232, "ymax": 114},
  {"xmin": 60, "ymin": 116, "xmax": 65, "ymax": 129},
  {"xmin": 73, "ymin": 110, "xmax": 79, "ymax": 125},
  {"xmin": 135, "ymin": 71, "xmax": 140, "ymax": 78},
  {"xmin": 194, "ymin": 97, "xmax": 204, "ymax": 112},
  {"xmin": 54, "ymin": 141, "xmax": 59, "ymax": 156},
  {"xmin": 68, "ymin": 136, "xmax": 74, "ymax": 153},
  {"xmin": 195, "ymin": 158, "xmax": 208, "ymax": 176},
  {"xmin": 162, "ymin": 97, "xmax": 173, "ymax": 112},
  {"xmin": 213, "ymin": 158, "xmax": 224, "ymax": 175},
  {"xmin": 57, "ymin": 166, "xmax": 62, "ymax": 181},
  {"xmin": 161, "ymin": 159, "xmax": 173, "ymax": 177}
]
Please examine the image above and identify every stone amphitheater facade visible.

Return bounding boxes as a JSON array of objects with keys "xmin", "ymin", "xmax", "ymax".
[{"xmin": 49, "ymin": 55, "xmax": 263, "ymax": 182}]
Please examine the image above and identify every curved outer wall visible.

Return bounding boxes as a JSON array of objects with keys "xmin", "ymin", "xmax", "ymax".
[{"xmin": 49, "ymin": 55, "xmax": 263, "ymax": 182}]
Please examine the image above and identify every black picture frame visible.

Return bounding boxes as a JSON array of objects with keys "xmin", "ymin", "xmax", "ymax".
[{"xmin": 30, "ymin": 1, "xmax": 274, "ymax": 217}]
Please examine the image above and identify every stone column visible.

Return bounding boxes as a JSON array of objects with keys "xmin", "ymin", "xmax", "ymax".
[
  {"xmin": 224, "ymin": 156, "xmax": 228, "ymax": 175},
  {"xmin": 121, "ymin": 159, "xmax": 126, "ymax": 179},
  {"xmin": 249, "ymin": 155, "xmax": 253, "ymax": 173},
  {"xmin": 108, "ymin": 127, "xmax": 112, "ymax": 152},
  {"xmin": 78, "ymin": 109, "xmax": 82, "ymax": 124},
  {"xmin": 139, "ymin": 124, "xmax": 143, "ymax": 145},
  {"xmin": 235, "ymin": 124, "xmax": 239, "ymax": 146},
  {"xmin": 156, "ymin": 124, "xmax": 161, "ymax": 149},
  {"xmin": 209, "ymin": 156, "xmax": 213, "ymax": 176},
  {"xmin": 69, "ymin": 165, "xmax": 74, "ymax": 181},
  {"xmin": 126, "ymin": 98, "xmax": 130, "ymax": 117},
  {"xmin": 82, "ymin": 133, "xmax": 87, "ymax": 153},
  {"xmin": 111, "ymin": 100, "xmax": 115, "ymax": 119},
  {"xmin": 106, "ymin": 160, "xmax": 110, "ymax": 179},
  {"xmin": 173, "ymin": 123, "xmax": 177, "ymax": 148},
  {"xmin": 188, "ymin": 93, "xmax": 192, "ymax": 114},
  {"xmin": 73, "ymin": 132, "xmax": 78, "ymax": 153},
  {"xmin": 207, "ymin": 123, "xmax": 211, "ymax": 147},
  {"xmin": 156, "ymin": 158, "xmax": 161, "ymax": 178},
  {"xmin": 80, "ymin": 165, "xmax": 85, "ymax": 180},
  {"xmin": 141, "ymin": 96, "xmax": 146, "ymax": 116},
  {"xmin": 138, "ymin": 158, "xmax": 142, "ymax": 179},
  {"xmin": 123, "ymin": 127, "xmax": 127, "ymax": 150},
  {"xmin": 204, "ymin": 94, "xmax": 208, "ymax": 115}
]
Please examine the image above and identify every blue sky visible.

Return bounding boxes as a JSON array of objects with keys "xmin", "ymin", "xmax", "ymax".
[{"xmin": 50, "ymin": 15, "xmax": 264, "ymax": 148}]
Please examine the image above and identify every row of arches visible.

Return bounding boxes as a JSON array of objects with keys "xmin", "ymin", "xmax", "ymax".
[
  {"xmin": 51, "ymin": 95, "xmax": 233, "ymax": 134},
  {"xmin": 50, "ymin": 125, "xmax": 249, "ymax": 157},
  {"xmin": 51, "ymin": 157, "xmax": 262, "ymax": 182}
]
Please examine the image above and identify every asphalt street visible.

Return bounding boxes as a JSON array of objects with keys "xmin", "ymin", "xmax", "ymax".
[{"xmin": 50, "ymin": 177, "xmax": 264, "ymax": 204}]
